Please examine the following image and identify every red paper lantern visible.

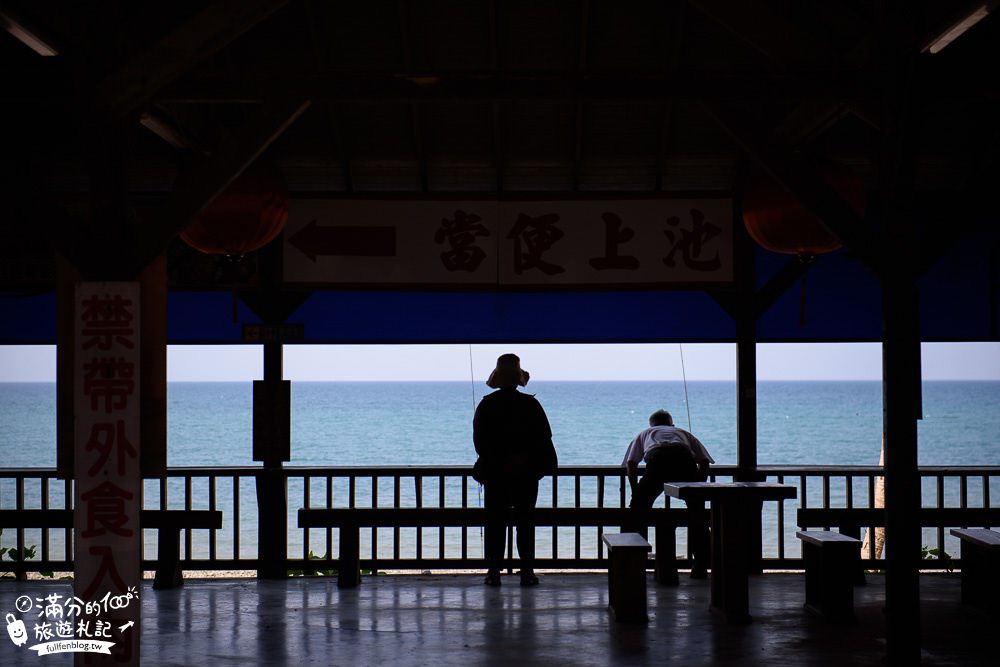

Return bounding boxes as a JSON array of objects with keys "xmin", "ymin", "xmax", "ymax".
[
  {"xmin": 180, "ymin": 161, "xmax": 289, "ymax": 257},
  {"xmin": 741, "ymin": 159, "xmax": 866, "ymax": 257}
]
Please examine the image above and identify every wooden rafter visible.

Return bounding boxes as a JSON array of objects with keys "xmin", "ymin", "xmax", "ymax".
[
  {"xmin": 411, "ymin": 102, "xmax": 428, "ymax": 192},
  {"xmin": 769, "ymin": 100, "xmax": 851, "ymax": 149},
  {"xmin": 701, "ymin": 99, "xmax": 884, "ymax": 275},
  {"xmin": 922, "ymin": 0, "xmax": 999, "ymax": 53},
  {"xmin": 0, "ymin": 8, "xmax": 59, "ymax": 55},
  {"xmin": 572, "ymin": 104, "xmax": 584, "ymax": 191},
  {"xmin": 332, "ymin": 107, "xmax": 354, "ymax": 193},
  {"xmin": 161, "ymin": 68, "xmax": 961, "ymax": 103},
  {"xmin": 96, "ymin": 0, "xmax": 290, "ymax": 116},
  {"xmin": 139, "ymin": 107, "xmax": 205, "ymax": 152},
  {"xmin": 756, "ymin": 256, "xmax": 817, "ymax": 318},
  {"xmin": 686, "ymin": 0, "xmax": 836, "ymax": 69},
  {"xmin": 699, "ymin": 0, "xmax": 853, "ymax": 149},
  {"xmin": 302, "ymin": 0, "xmax": 351, "ymax": 192},
  {"xmin": 571, "ymin": 0, "xmax": 589, "ymax": 192},
  {"xmin": 689, "ymin": 0, "xmax": 877, "ymax": 149},
  {"xmin": 492, "ymin": 101, "xmax": 504, "ymax": 193},
  {"xmin": 706, "ymin": 290, "xmax": 736, "ymax": 320},
  {"xmin": 656, "ymin": 0, "xmax": 687, "ymax": 191},
  {"xmin": 489, "ymin": 0, "xmax": 503, "ymax": 193},
  {"xmin": 397, "ymin": 0, "xmax": 427, "ymax": 192}
]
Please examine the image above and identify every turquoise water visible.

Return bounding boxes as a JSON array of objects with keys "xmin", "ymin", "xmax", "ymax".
[
  {"xmin": 2, "ymin": 381, "xmax": 998, "ymax": 561},
  {"xmin": 1, "ymin": 381, "xmax": 998, "ymax": 468}
]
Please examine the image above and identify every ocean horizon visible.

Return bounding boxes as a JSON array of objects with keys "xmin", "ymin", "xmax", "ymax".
[
  {"xmin": 1, "ymin": 380, "xmax": 998, "ymax": 561},
  {"xmin": 2, "ymin": 379, "xmax": 999, "ymax": 468}
]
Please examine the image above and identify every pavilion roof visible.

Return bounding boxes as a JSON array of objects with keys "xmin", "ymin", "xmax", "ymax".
[{"xmin": 0, "ymin": 1, "xmax": 996, "ymax": 343}]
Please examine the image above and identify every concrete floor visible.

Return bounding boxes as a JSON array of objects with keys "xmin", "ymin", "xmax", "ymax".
[{"xmin": 1, "ymin": 572, "xmax": 993, "ymax": 666}]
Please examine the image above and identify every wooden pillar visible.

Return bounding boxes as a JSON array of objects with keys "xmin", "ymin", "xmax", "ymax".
[
  {"xmin": 67, "ymin": 113, "xmax": 144, "ymax": 665},
  {"xmin": 140, "ymin": 252, "xmax": 167, "ymax": 477},
  {"xmin": 878, "ymin": 2, "xmax": 922, "ymax": 662},
  {"xmin": 733, "ymin": 172, "xmax": 759, "ymax": 479},
  {"xmin": 735, "ymin": 310, "xmax": 758, "ymax": 477},
  {"xmin": 881, "ymin": 268, "xmax": 922, "ymax": 663},
  {"xmin": 255, "ymin": 341, "xmax": 290, "ymax": 578},
  {"xmin": 251, "ymin": 239, "xmax": 292, "ymax": 579},
  {"xmin": 56, "ymin": 254, "xmax": 79, "ymax": 477},
  {"xmin": 733, "ymin": 181, "xmax": 765, "ymax": 572},
  {"xmin": 57, "ymin": 254, "xmax": 167, "ymax": 472}
]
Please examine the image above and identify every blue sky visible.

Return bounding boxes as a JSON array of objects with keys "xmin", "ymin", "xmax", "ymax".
[{"xmin": 1, "ymin": 342, "xmax": 998, "ymax": 381}]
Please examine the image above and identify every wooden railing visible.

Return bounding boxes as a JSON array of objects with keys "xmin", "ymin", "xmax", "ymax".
[{"xmin": 1, "ymin": 465, "xmax": 997, "ymax": 574}]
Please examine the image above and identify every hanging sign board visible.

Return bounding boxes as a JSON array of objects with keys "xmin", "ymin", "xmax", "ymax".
[
  {"xmin": 73, "ymin": 282, "xmax": 141, "ymax": 665},
  {"xmin": 283, "ymin": 198, "xmax": 732, "ymax": 287}
]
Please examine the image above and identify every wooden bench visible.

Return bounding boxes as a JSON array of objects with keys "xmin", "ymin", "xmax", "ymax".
[
  {"xmin": 0, "ymin": 509, "xmax": 222, "ymax": 590},
  {"xmin": 298, "ymin": 506, "xmax": 695, "ymax": 588},
  {"xmin": 949, "ymin": 528, "xmax": 1000, "ymax": 612},
  {"xmin": 796, "ymin": 530, "xmax": 861, "ymax": 622},
  {"xmin": 797, "ymin": 507, "xmax": 1000, "ymax": 583},
  {"xmin": 797, "ymin": 507, "xmax": 1000, "ymax": 538},
  {"xmin": 602, "ymin": 533, "xmax": 652, "ymax": 623}
]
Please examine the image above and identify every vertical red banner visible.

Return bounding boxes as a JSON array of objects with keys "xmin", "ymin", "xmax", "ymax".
[{"xmin": 74, "ymin": 282, "xmax": 141, "ymax": 665}]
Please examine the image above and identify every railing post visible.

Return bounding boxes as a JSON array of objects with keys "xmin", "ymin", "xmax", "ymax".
[{"xmin": 5, "ymin": 464, "xmax": 995, "ymax": 574}]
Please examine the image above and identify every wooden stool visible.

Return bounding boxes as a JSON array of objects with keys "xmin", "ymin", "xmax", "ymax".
[
  {"xmin": 950, "ymin": 528, "xmax": 1000, "ymax": 612},
  {"xmin": 796, "ymin": 530, "xmax": 861, "ymax": 622},
  {"xmin": 602, "ymin": 533, "xmax": 652, "ymax": 623}
]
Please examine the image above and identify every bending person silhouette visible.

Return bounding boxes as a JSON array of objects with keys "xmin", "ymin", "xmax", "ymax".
[{"xmin": 622, "ymin": 409, "xmax": 713, "ymax": 578}]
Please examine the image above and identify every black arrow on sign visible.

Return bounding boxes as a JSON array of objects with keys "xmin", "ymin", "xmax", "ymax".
[{"xmin": 288, "ymin": 220, "xmax": 397, "ymax": 261}]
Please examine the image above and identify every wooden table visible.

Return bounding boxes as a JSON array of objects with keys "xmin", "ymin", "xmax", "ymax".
[{"xmin": 665, "ymin": 482, "xmax": 797, "ymax": 624}]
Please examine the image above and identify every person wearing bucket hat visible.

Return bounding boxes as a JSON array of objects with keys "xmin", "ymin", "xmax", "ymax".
[{"xmin": 473, "ymin": 353, "xmax": 558, "ymax": 586}]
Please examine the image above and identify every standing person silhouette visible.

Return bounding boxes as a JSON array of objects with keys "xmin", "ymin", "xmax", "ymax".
[
  {"xmin": 473, "ymin": 354, "xmax": 557, "ymax": 586},
  {"xmin": 622, "ymin": 409, "xmax": 714, "ymax": 578}
]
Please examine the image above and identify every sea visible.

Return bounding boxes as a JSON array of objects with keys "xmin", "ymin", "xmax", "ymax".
[
  {"xmin": 1, "ymin": 381, "xmax": 999, "ymax": 562},
  {"xmin": 3, "ymin": 380, "xmax": 999, "ymax": 468}
]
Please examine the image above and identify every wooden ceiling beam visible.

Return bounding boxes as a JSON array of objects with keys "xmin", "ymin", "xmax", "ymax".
[
  {"xmin": 756, "ymin": 256, "xmax": 817, "ymax": 318},
  {"xmin": 331, "ymin": 108, "xmax": 354, "ymax": 193},
  {"xmin": 922, "ymin": 0, "xmax": 998, "ymax": 54},
  {"xmin": 686, "ymin": 0, "xmax": 836, "ymax": 69},
  {"xmin": 96, "ymin": 0, "xmax": 289, "ymax": 117},
  {"xmin": 139, "ymin": 107, "xmax": 206, "ymax": 152},
  {"xmin": 690, "ymin": 0, "xmax": 873, "ymax": 149},
  {"xmin": 489, "ymin": 0, "xmax": 503, "ymax": 193},
  {"xmin": 132, "ymin": 97, "xmax": 311, "ymax": 274},
  {"xmin": 656, "ymin": 0, "xmax": 687, "ymax": 191},
  {"xmin": 0, "ymin": 8, "xmax": 59, "ymax": 55},
  {"xmin": 769, "ymin": 100, "xmax": 852, "ymax": 149},
  {"xmin": 706, "ymin": 289, "xmax": 737, "ymax": 320},
  {"xmin": 301, "ymin": 0, "xmax": 351, "ymax": 193},
  {"xmin": 571, "ymin": 0, "xmax": 589, "ymax": 192},
  {"xmin": 701, "ymin": 99, "xmax": 884, "ymax": 275},
  {"xmin": 159, "ymin": 69, "xmax": 999, "ymax": 103},
  {"xmin": 396, "ymin": 0, "xmax": 427, "ymax": 192}
]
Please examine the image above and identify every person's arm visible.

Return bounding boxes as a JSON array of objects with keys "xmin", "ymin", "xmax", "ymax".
[
  {"xmin": 623, "ymin": 435, "xmax": 642, "ymax": 493},
  {"xmin": 688, "ymin": 432, "xmax": 713, "ymax": 479},
  {"xmin": 626, "ymin": 459, "xmax": 640, "ymax": 494},
  {"xmin": 531, "ymin": 397, "xmax": 557, "ymax": 475},
  {"xmin": 473, "ymin": 398, "xmax": 491, "ymax": 457}
]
